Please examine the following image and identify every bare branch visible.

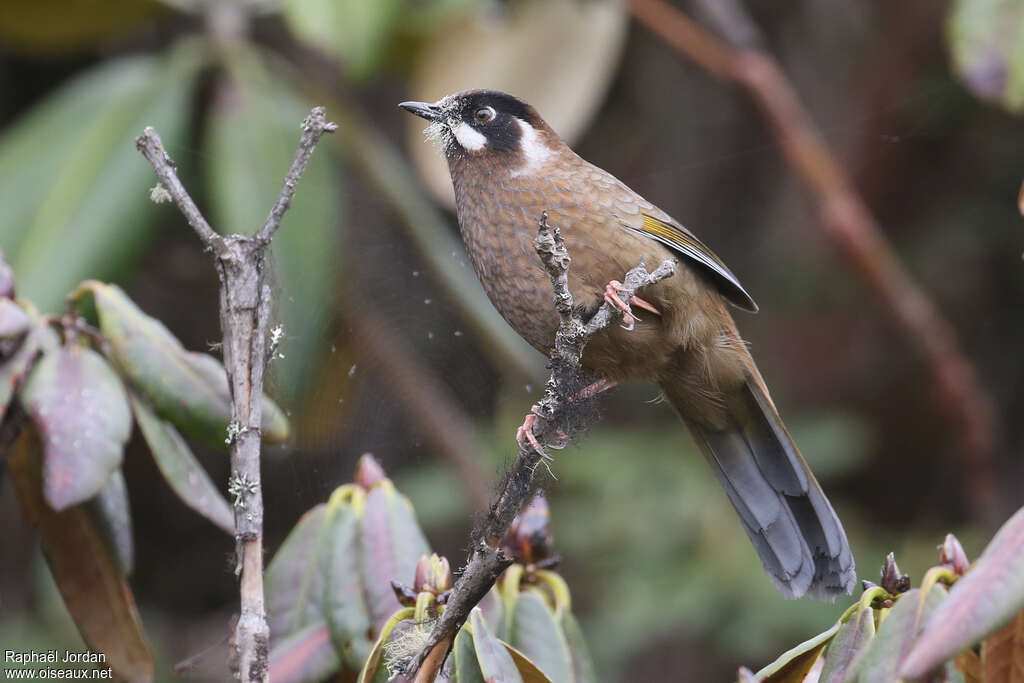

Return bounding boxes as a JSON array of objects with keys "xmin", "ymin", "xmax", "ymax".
[
  {"xmin": 255, "ymin": 106, "xmax": 338, "ymax": 245},
  {"xmin": 407, "ymin": 212, "xmax": 676, "ymax": 675},
  {"xmin": 135, "ymin": 128, "xmax": 224, "ymax": 253},
  {"xmin": 137, "ymin": 108, "xmax": 335, "ymax": 682}
]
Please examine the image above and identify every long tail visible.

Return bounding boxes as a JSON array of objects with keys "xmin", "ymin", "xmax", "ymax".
[{"xmin": 661, "ymin": 370, "xmax": 856, "ymax": 600}]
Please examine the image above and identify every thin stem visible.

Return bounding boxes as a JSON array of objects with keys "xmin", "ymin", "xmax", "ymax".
[
  {"xmin": 255, "ymin": 107, "xmax": 338, "ymax": 244},
  {"xmin": 135, "ymin": 128, "xmax": 224, "ymax": 253}
]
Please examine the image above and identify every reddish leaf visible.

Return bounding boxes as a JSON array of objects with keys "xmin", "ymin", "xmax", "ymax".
[
  {"xmin": 359, "ymin": 480, "xmax": 430, "ymax": 631},
  {"xmin": 21, "ymin": 344, "xmax": 131, "ymax": 510},
  {"xmin": 0, "ymin": 322, "xmax": 56, "ymax": 422},
  {"xmin": 267, "ymin": 621, "xmax": 339, "ymax": 683},
  {"xmin": 266, "ymin": 504, "xmax": 329, "ymax": 637},
  {"xmin": 355, "ymin": 453, "xmax": 386, "ymax": 490},
  {"xmin": 129, "ymin": 393, "xmax": 234, "ymax": 535},
  {"xmin": 0, "ymin": 298, "xmax": 30, "ymax": 339},
  {"xmin": 902, "ymin": 506, "xmax": 1024, "ymax": 679},
  {"xmin": 981, "ymin": 609, "xmax": 1024, "ymax": 683},
  {"xmin": 9, "ymin": 425, "xmax": 153, "ymax": 681}
]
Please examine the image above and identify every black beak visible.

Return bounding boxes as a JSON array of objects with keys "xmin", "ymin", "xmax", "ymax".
[{"xmin": 399, "ymin": 101, "xmax": 442, "ymax": 121}]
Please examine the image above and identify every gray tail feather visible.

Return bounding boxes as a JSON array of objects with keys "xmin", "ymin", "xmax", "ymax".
[{"xmin": 668, "ymin": 375, "xmax": 856, "ymax": 600}]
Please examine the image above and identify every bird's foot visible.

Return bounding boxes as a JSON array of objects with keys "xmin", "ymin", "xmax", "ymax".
[
  {"xmin": 574, "ymin": 377, "xmax": 618, "ymax": 401},
  {"xmin": 516, "ymin": 408, "xmax": 555, "ymax": 460},
  {"xmin": 603, "ymin": 280, "xmax": 661, "ymax": 331}
]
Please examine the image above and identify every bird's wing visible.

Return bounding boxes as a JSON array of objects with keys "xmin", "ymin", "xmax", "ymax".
[{"xmin": 624, "ymin": 211, "xmax": 758, "ymax": 312}]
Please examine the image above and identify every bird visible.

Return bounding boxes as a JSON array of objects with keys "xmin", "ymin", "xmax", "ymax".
[{"xmin": 400, "ymin": 89, "xmax": 855, "ymax": 600}]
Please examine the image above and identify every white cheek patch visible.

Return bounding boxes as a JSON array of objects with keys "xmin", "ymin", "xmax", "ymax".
[
  {"xmin": 511, "ymin": 119, "xmax": 553, "ymax": 176},
  {"xmin": 451, "ymin": 121, "xmax": 487, "ymax": 151}
]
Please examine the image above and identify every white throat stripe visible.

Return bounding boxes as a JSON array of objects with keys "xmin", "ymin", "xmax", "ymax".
[
  {"xmin": 511, "ymin": 119, "xmax": 553, "ymax": 176},
  {"xmin": 451, "ymin": 121, "xmax": 487, "ymax": 151}
]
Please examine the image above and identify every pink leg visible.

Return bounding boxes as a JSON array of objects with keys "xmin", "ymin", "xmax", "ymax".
[
  {"xmin": 516, "ymin": 409, "xmax": 552, "ymax": 459},
  {"xmin": 575, "ymin": 378, "xmax": 618, "ymax": 401},
  {"xmin": 603, "ymin": 280, "xmax": 662, "ymax": 331},
  {"xmin": 515, "ymin": 379, "xmax": 618, "ymax": 454}
]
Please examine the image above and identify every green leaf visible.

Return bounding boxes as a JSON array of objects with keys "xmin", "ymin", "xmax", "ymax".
[
  {"xmin": 947, "ymin": 0, "xmax": 1024, "ymax": 113},
  {"xmin": 21, "ymin": 344, "xmax": 131, "ymax": 510},
  {"xmin": 84, "ymin": 281, "xmax": 288, "ymax": 446},
  {"xmin": 857, "ymin": 585, "xmax": 948, "ymax": 683},
  {"xmin": 508, "ymin": 590, "xmax": 572, "ymax": 683},
  {"xmin": 87, "ymin": 280, "xmax": 229, "ymax": 445},
  {"xmin": 129, "ymin": 393, "xmax": 235, "ymax": 535},
  {"xmin": 471, "ymin": 607, "xmax": 524, "ymax": 683},
  {"xmin": 0, "ymin": 43, "xmax": 202, "ymax": 313},
  {"xmin": 356, "ymin": 607, "xmax": 415, "ymax": 683},
  {"xmin": 204, "ymin": 46, "xmax": 342, "ymax": 407},
  {"xmin": 280, "ymin": 0, "xmax": 402, "ymax": 79},
  {"xmin": 819, "ymin": 604, "xmax": 875, "ymax": 683},
  {"xmin": 902, "ymin": 505, "xmax": 1024, "ymax": 679},
  {"xmin": 322, "ymin": 489, "xmax": 373, "ymax": 670},
  {"xmin": 359, "ymin": 479, "xmax": 431, "ymax": 631},
  {"xmin": 455, "ymin": 624, "xmax": 487, "ymax": 683},
  {"xmin": 560, "ymin": 610, "xmax": 597, "ymax": 683},
  {"xmin": 181, "ymin": 351, "xmax": 290, "ymax": 444},
  {"xmin": 85, "ymin": 469, "xmax": 133, "ymax": 576},
  {"xmin": 756, "ymin": 619, "xmax": 841, "ymax": 682},
  {"xmin": 267, "ymin": 621, "xmax": 340, "ymax": 683},
  {"xmin": 8, "ymin": 424, "xmax": 153, "ymax": 680}
]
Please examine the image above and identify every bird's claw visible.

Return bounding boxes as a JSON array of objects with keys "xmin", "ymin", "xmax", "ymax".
[
  {"xmin": 516, "ymin": 409, "xmax": 554, "ymax": 460},
  {"xmin": 604, "ymin": 280, "xmax": 661, "ymax": 331}
]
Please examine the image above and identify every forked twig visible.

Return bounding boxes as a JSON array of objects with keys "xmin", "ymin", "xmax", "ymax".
[{"xmin": 136, "ymin": 107, "xmax": 336, "ymax": 682}]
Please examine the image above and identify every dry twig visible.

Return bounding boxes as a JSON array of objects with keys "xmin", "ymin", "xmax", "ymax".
[
  {"xmin": 136, "ymin": 108, "xmax": 336, "ymax": 682},
  {"xmin": 406, "ymin": 213, "xmax": 676, "ymax": 678},
  {"xmin": 628, "ymin": 0, "xmax": 998, "ymax": 514}
]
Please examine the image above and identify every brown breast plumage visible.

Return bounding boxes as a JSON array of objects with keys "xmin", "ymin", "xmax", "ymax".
[{"xmin": 449, "ymin": 148, "xmax": 722, "ymax": 382}]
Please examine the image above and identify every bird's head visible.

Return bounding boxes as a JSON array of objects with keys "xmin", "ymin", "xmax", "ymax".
[{"xmin": 400, "ymin": 89, "xmax": 560, "ymax": 171}]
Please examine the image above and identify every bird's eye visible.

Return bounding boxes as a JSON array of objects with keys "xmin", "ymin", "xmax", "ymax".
[{"xmin": 474, "ymin": 107, "xmax": 496, "ymax": 123}]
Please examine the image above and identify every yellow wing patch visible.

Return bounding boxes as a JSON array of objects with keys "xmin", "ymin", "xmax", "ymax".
[{"xmin": 632, "ymin": 212, "xmax": 758, "ymax": 312}]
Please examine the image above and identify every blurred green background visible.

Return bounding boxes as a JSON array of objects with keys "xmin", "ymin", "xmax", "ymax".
[{"xmin": 1, "ymin": 0, "xmax": 1022, "ymax": 680}]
